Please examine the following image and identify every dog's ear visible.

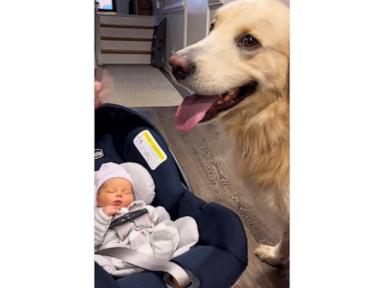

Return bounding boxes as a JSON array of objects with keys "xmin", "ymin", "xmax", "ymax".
[{"xmin": 274, "ymin": 57, "xmax": 289, "ymax": 100}]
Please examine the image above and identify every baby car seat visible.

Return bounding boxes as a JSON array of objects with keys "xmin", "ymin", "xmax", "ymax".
[{"xmin": 95, "ymin": 104, "xmax": 248, "ymax": 288}]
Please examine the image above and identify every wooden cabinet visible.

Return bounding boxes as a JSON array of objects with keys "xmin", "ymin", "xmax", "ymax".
[
  {"xmin": 134, "ymin": 0, "xmax": 153, "ymax": 15},
  {"xmin": 95, "ymin": 14, "xmax": 155, "ymax": 64}
]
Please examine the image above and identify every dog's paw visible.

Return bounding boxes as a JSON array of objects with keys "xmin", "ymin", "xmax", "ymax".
[{"xmin": 254, "ymin": 243, "xmax": 288, "ymax": 266}]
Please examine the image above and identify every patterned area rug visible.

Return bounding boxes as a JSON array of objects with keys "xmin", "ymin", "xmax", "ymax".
[{"xmin": 104, "ymin": 64, "xmax": 182, "ymax": 107}]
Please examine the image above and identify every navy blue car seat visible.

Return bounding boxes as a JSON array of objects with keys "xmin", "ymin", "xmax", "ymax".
[{"xmin": 95, "ymin": 104, "xmax": 248, "ymax": 288}]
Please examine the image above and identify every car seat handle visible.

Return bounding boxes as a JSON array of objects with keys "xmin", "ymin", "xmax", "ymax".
[{"xmin": 96, "ymin": 247, "xmax": 199, "ymax": 288}]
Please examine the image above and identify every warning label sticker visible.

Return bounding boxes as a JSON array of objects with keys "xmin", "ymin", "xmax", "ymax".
[{"xmin": 133, "ymin": 130, "xmax": 167, "ymax": 170}]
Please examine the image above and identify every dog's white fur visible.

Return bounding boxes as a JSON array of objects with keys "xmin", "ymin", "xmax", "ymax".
[{"xmin": 174, "ymin": 0, "xmax": 290, "ymax": 265}]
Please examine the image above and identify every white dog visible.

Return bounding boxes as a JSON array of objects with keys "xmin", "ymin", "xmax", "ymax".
[{"xmin": 170, "ymin": 0, "xmax": 289, "ymax": 266}]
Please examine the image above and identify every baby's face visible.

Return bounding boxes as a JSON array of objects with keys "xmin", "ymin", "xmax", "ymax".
[{"xmin": 97, "ymin": 177, "xmax": 134, "ymax": 209}]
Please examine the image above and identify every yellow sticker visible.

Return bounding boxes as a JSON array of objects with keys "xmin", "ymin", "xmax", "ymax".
[{"xmin": 133, "ymin": 130, "xmax": 167, "ymax": 170}]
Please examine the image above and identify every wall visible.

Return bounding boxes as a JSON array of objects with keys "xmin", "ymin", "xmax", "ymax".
[
  {"xmin": 208, "ymin": 0, "xmax": 223, "ymax": 21},
  {"xmin": 186, "ymin": 0, "xmax": 209, "ymax": 46},
  {"xmin": 155, "ymin": 0, "xmax": 211, "ymax": 70},
  {"xmin": 156, "ymin": 0, "xmax": 186, "ymax": 70},
  {"xmin": 211, "ymin": 0, "xmax": 289, "ymax": 21},
  {"xmin": 222, "ymin": 0, "xmax": 289, "ymax": 6},
  {"xmin": 115, "ymin": 0, "xmax": 130, "ymax": 15}
]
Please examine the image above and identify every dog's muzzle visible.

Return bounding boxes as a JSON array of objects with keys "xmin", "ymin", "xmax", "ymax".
[{"xmin": 169, "ymin": 54, "xmax": 196, "ymax": 81}]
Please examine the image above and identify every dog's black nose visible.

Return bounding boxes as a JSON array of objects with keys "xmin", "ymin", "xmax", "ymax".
[{"xmin": 169, "ymin": 54, "xmax": 195, "ymax": 81}]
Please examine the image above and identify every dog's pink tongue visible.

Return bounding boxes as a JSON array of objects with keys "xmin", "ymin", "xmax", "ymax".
[{"xmin": 175, "ymin": 94, "xmax": 219, "ymax": 132}]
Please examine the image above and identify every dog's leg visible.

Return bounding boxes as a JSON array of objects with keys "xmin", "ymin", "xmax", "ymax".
[{"xmin": 254, "ymin": 226, "xmax": 289, "ymax": 266}]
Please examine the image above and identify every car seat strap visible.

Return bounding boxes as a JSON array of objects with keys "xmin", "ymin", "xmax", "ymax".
[{"xmin": 96, "ymin": 247, "xmax": 199, "ymax": 288}]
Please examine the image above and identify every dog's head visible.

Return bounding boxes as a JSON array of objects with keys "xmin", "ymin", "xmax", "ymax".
[{"xmin": 171, "ymin": 0, "xmax": 289, "ymax": 132}]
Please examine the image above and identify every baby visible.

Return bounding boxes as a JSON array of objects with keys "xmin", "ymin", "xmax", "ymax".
[{"xmin": 94, "ymin": 162, "xmax": 199, "ymax": 276}]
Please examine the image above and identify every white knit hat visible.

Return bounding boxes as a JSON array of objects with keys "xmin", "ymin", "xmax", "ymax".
[{"xmin": 95, "ymin": 162, "xmax": 133, "ymax": 193}]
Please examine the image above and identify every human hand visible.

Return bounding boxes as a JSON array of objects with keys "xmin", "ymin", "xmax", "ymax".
[
  {"xmin": 102, "ymin": 205, "xmax": 121, "ymax": 217},
  {"xmin": 94, "ymin": 80, "xmax": 103, "ymax": 108},
  {"xmin": 95, "ymin": 68, "xmax": 114, "ymax": 109}
]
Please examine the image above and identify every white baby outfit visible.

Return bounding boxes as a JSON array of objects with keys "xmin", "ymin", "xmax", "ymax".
[{"xmin": 94, "ymin": 162, "xmax": 199, "ymax": 277}]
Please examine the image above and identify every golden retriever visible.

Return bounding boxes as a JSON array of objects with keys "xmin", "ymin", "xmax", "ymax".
[{"xmin": 169, "ymin": 0, "xmax": 289, "ymax": 266}]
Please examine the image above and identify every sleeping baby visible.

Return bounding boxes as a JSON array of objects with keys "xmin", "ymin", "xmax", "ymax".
[{"xmin": 94, "ymin": 162, "xmax": 199, "ymax": 276}]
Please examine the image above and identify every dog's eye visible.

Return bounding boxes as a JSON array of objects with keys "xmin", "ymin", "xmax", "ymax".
[{"xmin": 238, "ymin": 34, "xmax": 262, "ymax": 49}]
